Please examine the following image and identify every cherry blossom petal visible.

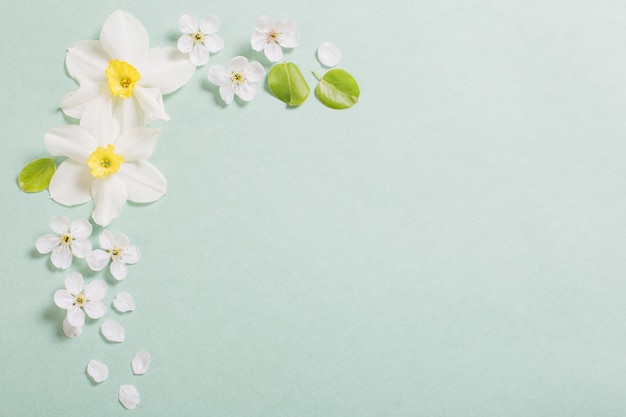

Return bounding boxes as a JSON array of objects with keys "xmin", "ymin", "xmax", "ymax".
[
  {"xmin": 91, "ymin": 175, "xmax": 128, "ymax": 227},
  {"xmin": 70, "ymin": 218, "xmax": 92, "ymax": 239},
  {"xmin": 50, "ymin": 216, "xmax": 70, "ymax": 234},
  {"xmin": 111, "ymin": 232, "xmax": 131, "ymax": 248},
  {"xmin": 131, "ymin": 351, "xmax": 151, "ymax": 375},
  {"xmin": 114, "ymin": 127, "xmax": 159, "ymax": 162},
  {"xmin": 51, "ymin": 245, "xmax": 73, "ymax": 269},
  {"xmin": 59, "ymin": 80, "xmax": 109, "ymax": 120},
  {"xmin": 140, "ymin": 47, "xmax": 195, "ymax": 94},
  {"xmin": 236, "ymin": 82, "xmax": 257, "ymax": 102},
  {"xmin": 84, "ymin": 279, "xmax": 107, "ymax": 301},
  {"xmin": 247, "ymin": 61, "xmax": 266, "ymax": 83},
  {"xmin": 54, "ymin": 290, "xmax": 75, "ymax": 309},
  {"xmin": 177, "ymin": 14, "xmax": 199, "ymax": 34},
  {"xmin": 65, "ymin": 272, "xmax": 84, "ymax": 294},
  {"xmin": 101, "ymin": 319, "xmax": 125, "ymax": 342},
  {"xmin": 250, "ymin": 32, "xmax": 267, "ymax": 51},
  {"xmin": 199, "ymin": 16, "xmax": 220, "ymax": 34},
  {"xmin": 120, "ymin": 246, "xmax": 140, "ymax": 264},
  {"xmin": 189, "ymin": 44, "xmax": 209, "ymax": 66},
  {"xmin": 208, "ymin": 64, "xmax": 230, "ymax": 85},
  {"xmin": 110, "ymin": 260, "xmax": 128, "ymax": 281},
  {"xmin": 71, "ymin": 239, "xmax": 92, "ymax": 259},
  {"xmin": 317, "ymin": 42, "xmax": 342, "ymax": 67},
  {"xmin": 84, "ymin": 301, "xmax": 107, "ymax": 319},
  {"xmin": 67, "ymin": 305, "xmax": 86, "ymax": 328},
  {"xmin": 62, "ymin": 318, "xmax": 82, "ymax": 338},
  {"xmin": 254, "ymin": 15, "xmax": 274, "ymax": 31},
  {"xmin": 203, "ymin": 34, "xmax": 224, "ymax": 53},
  {"xmin": 99, "ymin": 230, "xmax": 115, "ymax": 249},
  {"xmin": 116, "ymin": 161, "xmax": 167, "ymax": 203},
  {"xmin": 48, "ymin": 161, "xmax": 93, "ymax": 206},
  {"xmin": 177, "ymin": 35, "xmax": 194, "ymax": 53},
  {"xmin": 219, "ymin": 85, "xmax": 235, "ymax": 104},
  {"xmin": 132, "ymin": 85, "xmax": 169, "ymax": 125},
  {"xmin": 87, "ymin": 249, "xmax": 110, "ymax": 271},
  {"xmin": 113, "ymin": 292, "xmax": 136, "ymax": 312},
  {"xmin": 87, "ymin": 359, "xmax": 109, "ymax": 383},
  {"xmin": 100, "ymin": 10, "xmax": 150, "ymax": 66},
  {"xmin": 44, "ymin": 126, "xmax": 97, "ymax": 162},
  {"xmin": 264, "ymin": 42, "xmax": 283, "ymax": 62},
  {"xmin": 36, "ymin": 234, "xmax": 59, "ymax": 254},
  {"xmin": 119, "ymin": 385, "xmax": 140, "ymax": 409},
  {"xmin": 65, "ymin": 40, "xmax": 109, "ymax": 83}
]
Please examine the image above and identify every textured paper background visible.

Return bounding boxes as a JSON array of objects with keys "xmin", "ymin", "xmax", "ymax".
[{"xmin": 3, "ymin": 0, "xmax": 626, "ymax": 415}]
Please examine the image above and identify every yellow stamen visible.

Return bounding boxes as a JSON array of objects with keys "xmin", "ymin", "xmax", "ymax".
[
  {"xmin": 87, "ymin": 144, "xmax": 125, "ymax": 178},
  {"xmin": 105, "ymin": 60, "xmax": 141, "ymax": 98},
  {"xmin": 191, "ymin": 31, "xmax": 204, "ymax": 44},
  {"xmin": 230, "ymin": 71, "xmax": 245, "ymax": 85},
  {"xmin": 74, "ymin": 292, "xmax": 86, "ymax": 307}
]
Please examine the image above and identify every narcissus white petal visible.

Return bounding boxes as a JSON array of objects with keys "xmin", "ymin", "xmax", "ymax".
[
  {"xmin": 317, "ymin": 42, "xmax": 342, "ymax": 67},
  {"xmin": 131, "ymin": 351, "xmax": 151, "ymax": 375},
  {"xmin": 113, "ymin": 292, "xmax": 136, "ymax": 312},
  {"xmin": 119, "ymin": 384, "xmax": 140, "ymax": 409},
  {"xmin": 101, "ymin": 319, "xmax": 125, "ymax": 342},
  {"xmin": 87, "ymin": 359, "xmax": 109, "ymax": 383}
]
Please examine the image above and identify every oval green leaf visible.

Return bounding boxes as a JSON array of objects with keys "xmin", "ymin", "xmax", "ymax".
[
  {"xmin": 314, "ymin": 69, "xmax": 360, "ymax": 109},
  {"xmin": 18, "ymin": 158, "xmax": 56, "ymax": 192},
  {"xmin": 268, "ymin": 62, "xmax": 310, "ymax": 106}
]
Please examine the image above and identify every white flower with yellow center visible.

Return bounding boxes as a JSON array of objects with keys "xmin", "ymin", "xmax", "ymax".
[
  {"xmin": 250, "ymin": 16, "xmax": 300, "ymax": 62},
  {"xmin": 87, "ymin": 230, "xmax": 140, "ymax": 280},
  {"xmin": 208, "ymin": 56, "xmax": 265, "ymax": 104},
  {"xmin": 59, "ymin": 10, "xmax": 195, "ymax": 132},
  {"xmin": 177, "ymin": 14, "xmax": 224, "ymax": 66},
  {"xmin": 45, "ymin": 100, "xmax": 167, "ymax": 227},
  {"xmin": 54, "ymin": 272, "xmax": 107, "ymax": 328},
  {"xmin": 35, "ymin": 216, "xmax": 92, "ymax": 269}
]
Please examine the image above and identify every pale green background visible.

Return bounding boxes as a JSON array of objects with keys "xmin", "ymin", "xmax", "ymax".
[{"xmin": 2, "ymin": 0, "xmax": 626, "ymax": 415}]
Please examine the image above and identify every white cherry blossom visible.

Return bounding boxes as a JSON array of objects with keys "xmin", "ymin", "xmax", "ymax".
[
  {"xmin": 54, "ymin": 272, "xmax": 107, "ymax": 328},
  {"xmin": 59, "ymin": 10, "xmax": 195, "ymax": 132},
  {"xmin": 177, "ymin": 14, "xmax": 224, "ymax": 66},
  {"xmin": 35, "ymin": 216, "xmax": 92, "ymax": 269},
  {"xmin": 87, "ymin": 230, "xmax": 140, "ymax": 280},
  {"xmin": 250, "ymin": 16, "xmax": 300, "ymax": 62},
  {"xmin": 208, "ymin": 56, "xmax": 265, "ymax": 104}
]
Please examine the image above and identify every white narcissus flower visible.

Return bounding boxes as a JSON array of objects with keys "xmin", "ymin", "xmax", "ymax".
[
  {"xmin": 208, "ymin": 56, "xmax": 265, "ymax": 104},
  {"xmin": 54, "ymin": 272, "xmax": 107, "ymax": 328},
  {"xmin": 250, "ymin": 16, "xmax": 300, "ymax": 62},
  {"xmin": 35, "ymin": 216, "xmax": 92, "ymax": 269},
  {"xmin": 177, "ymin": 14, "xmax": 224, "ymax": 66},
  {"xmin": 87, "ymin": 230, "xmax": 140, "ymax": 280},
  {"xmin": 45, "ymin": 99, "xmax": 167, "ymax": 227},
  {"xmin": 59, "ymin": 10, "xmax": 195, "ymax": 133}
]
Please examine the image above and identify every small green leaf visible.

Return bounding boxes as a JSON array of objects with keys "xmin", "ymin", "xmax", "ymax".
[
  {"xmin": 18, "ymin": 158, "xmax": 56, "ymax": 192},
  {"xmin": 314, "ymin": 69, "xmax": 360, "ymax": 109},
  {"xmin": 268, "ymin": 62, "xmax": 310, "ymax": 106}
]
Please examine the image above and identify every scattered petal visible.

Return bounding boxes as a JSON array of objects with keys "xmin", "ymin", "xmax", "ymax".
[
  {"xmin": 131, "ymin": 351, "xmax": 151, "ymax": 375},
  {"xmin": 317, "ymin": 42, "xmax": 342, "ymax": 67},
  {"xmin": 101, "ymin": 319, "xmax": 125, "ymax": 342},
  {"xmin": 113, "ymin": 292, "xmax": 136, "ymax": 313},
  {"xmin": 119, "ymin": 384, "xmax": 140, "ymax": 409},
  {"xmin": 87, "ymin": 359, "xmax": 109, "ymax": 383}
]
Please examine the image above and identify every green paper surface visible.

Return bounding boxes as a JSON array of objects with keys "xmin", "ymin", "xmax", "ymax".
[{"xmin": 2, "ymin": 1, "xmax": 626, "ymax": 416}]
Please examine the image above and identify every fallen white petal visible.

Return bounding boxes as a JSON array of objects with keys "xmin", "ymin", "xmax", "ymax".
[
  {"xmin": 62, "ymin": 317, "xmax": 82, "ymax": 338},
  {"xmin": 113, "ymin": 292, "xmax": 136, "ymax": 313},
  {"xmin": 119, "ymin": 384, "xmax": 140, "ymax": 409},
  {"xmin": 317, "ymin": 42, "xmax": 342, "ymax": 67},
  {"xmin": 87, "ymin": 359, "xmax": 109, "ymax": 383},
  {"xmin": 101, "ymin": 319, "xmax": 125, "ymax": 342},
  {"xmin": 131, "ymin": 351, "xmax": 151, "ymax": 375}
]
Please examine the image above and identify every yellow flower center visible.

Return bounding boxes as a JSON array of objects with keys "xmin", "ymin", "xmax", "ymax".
[
  {"xmin": 266, "ymin": 29, "xmax": 281, "ymax": 43},
  {"xmin": 191, "ymin": 31, "xmax": 204, "ymax": 44},
  {"xmin": 74, "ymin": 292, "xmax": 86, "ymax": 307},
  {"xmin": 60, "ymin": 233, "xmax": 73, "ymax": 246},
  {"xmin": 230, "ymin": 71, "xmax": 245, "ymax": 85},
  {"xmin": 107, "ymin": 247, "xmax": 122, "ymax": 260},
  {"xmin": 87, "ymin": 144, "xmax": 125, "ymax": 178},
  {"xmin": 105, "ymin": 60, "xmax": 141, "ymax": 98}
]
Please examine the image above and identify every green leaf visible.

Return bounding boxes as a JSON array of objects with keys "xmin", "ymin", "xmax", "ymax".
[
  {"xmin": 314, "ymin": 69, "xmax": 360, "ymax": 109},
  {"xmin": 268, "ymin": 62, "xmax": 310, "ymax": 106},
  {"xmin": 18, "ymin": 158, "xmax": 56, "ymax": 193}
]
